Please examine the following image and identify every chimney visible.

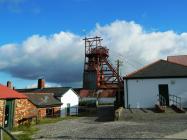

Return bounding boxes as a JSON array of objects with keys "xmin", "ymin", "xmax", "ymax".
[
  {"xmin": 7, "ymin": 81, "xmax": 12, "ymax": 89},
  {"xmin": 38, "ymin": 79, "xmax": 45, "ymax": 89}
]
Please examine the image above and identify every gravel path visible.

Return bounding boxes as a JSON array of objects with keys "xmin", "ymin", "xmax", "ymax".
[{"xmin": 32, "ymin": 106, "xmax": 187, "ymax": 140}]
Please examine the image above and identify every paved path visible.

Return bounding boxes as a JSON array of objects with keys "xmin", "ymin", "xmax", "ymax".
[{"xmin": 32, "ymin": 106, "xmax": 187, "ymax": 140}]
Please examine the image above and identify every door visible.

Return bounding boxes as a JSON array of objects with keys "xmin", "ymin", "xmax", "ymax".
[
  {"xmin": 66, "ymin": 103, "xmax": 70, "ymax": 116},
  {"xmin": 158, "ymin": 84, "xmax": 169, "ymax": 106},
  {"xmin": 4, "ymin": 100, "xmax": 14, "ymax": 129}
]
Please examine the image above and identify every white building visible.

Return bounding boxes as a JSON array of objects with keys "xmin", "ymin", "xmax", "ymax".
[
  {"xmin": 53, "ymin": 88, "xmax": 79, "ymax": 117},
  {"xmin": 124, "ymin": 60, "xmax": 187, "ymax": 108}
]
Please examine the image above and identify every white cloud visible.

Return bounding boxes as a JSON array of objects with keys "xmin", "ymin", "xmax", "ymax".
[
  {"xmin": 1, "ymin": 20, "xmax": 187, "ymax": 86},
  {"xmin": 91, "ymin": 20, "xmax": 187, "ymax": 74},
  {"xmin": 0, "ymin": 31, "xmax": 84, "ymax": 85}
]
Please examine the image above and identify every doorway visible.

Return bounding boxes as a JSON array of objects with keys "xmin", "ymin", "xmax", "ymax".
[
  {"xmin": 4, "ymin": 100, "xmax": 14, "ymax": 129},
  {"xmin": 158, "ymin": 84, "xmax": 169, "ymax": 106}
]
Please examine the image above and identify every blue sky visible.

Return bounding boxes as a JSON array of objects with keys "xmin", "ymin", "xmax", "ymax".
[{"xmin": 0, "ymin": 0, "xmax": 187, "ymax": 88}]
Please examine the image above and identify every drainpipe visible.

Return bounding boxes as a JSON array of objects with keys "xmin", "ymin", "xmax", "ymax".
[{"xmin": 125, "ymin": 79, "xmax": 129, "ymax": 108}]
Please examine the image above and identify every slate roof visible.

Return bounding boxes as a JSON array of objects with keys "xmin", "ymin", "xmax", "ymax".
[
  {"xmin": 0, "ymin": 84, "xmax": 27, "ymax": 99},
  {"xmin": 125, "ymin": 59, "xmax": 187, "ymax": 79},
  {"xmin": 167, "ymin": 55, "xmax": 187, "ymax": 66},
  {"xmin": 23, "ymin": 93, "xmax": 61, "ymax": 108},
  {"xmin": 17, "ymin": 87, "xmax": 72, "ymax": 97}
]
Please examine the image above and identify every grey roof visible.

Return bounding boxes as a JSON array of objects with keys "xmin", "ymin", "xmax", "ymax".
[
  {"xmin": 17, "ymin": 87, "xmax": 72, "ymax": 97},
  {"xmin": 23, "ymin": 93, "xmax": 61, "ymax": 108},
  {"xmin": 125, "ymin": 60, "xmax": 187, "ymax": 79}
]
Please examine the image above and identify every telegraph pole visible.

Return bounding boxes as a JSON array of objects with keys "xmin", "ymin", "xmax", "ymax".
[{"xmin": 116, "ymin": 59, "xmax": 123, "ymax": 76}]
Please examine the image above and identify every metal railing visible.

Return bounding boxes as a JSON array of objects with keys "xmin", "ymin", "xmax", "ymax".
[
  {"xmin": 157, "ymin": 94, "xmax": 166, "ymax": 106},
  {"xmin": 0, "ymin": 126, "xmax": 17, "ymax": 140},
  {"xmin": 169, "ymin": 94, "xmax": 182, "ymax": 109}
]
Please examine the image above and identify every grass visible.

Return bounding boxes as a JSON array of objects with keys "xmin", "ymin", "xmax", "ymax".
[
  {"xmin": 9, "ymin": 116, "xmax": 78, "ymax": 140},
  {"xmin": 13, "ymin": 125, "xmax": 38, "ymax": 140},
  {"xmin": 3, "ymin": 133, "xmax": 12, "ymax": 140}
]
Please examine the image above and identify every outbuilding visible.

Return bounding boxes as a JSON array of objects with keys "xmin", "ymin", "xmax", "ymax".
[
  {"xmin": 0, "ymin": 84, "xmax": 37, "ymax": 129},
  {"xmin": 17, "ymin": 79, "xmax": 79, "ymax": 117},
  {"xmin": 124, "ymin": 59, "xmax": 187, "ymax": 109},
  {"xmin": 53, "ymin": 88, "xmax": 79, "ymax": 117},
  {"xmin": 23, "ymin": 93, "xmax": 61, "ymax": 118}
]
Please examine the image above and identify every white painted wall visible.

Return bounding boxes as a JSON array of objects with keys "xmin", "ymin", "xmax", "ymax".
[
  {"xmin": 124, "ymin": 78, "xmax": 187, "ymax": 108},
  {"xmin": 60, "ymin": 89, "xmax": 79, "ymax": 117}
]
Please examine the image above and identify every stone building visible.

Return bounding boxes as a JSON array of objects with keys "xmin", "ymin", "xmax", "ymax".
[
  {"xmin": 17, "ymin": 79, "xmax": 79, "ymax": 117},
  {"xmin": 23, "ymin": 93, "xmax": 61, "ymax": 118},
  {"xmin": 0, "ymin": 84, "xmax": 37, "ymax": 129}
]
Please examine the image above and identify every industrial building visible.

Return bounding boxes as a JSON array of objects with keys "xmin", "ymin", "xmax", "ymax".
[{"xmin": 83, "ymin": 36, "xmax": 124, "ymax": 106}]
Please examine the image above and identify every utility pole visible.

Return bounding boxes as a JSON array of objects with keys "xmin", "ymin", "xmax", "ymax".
[{"xmin": 116, "ymin": 59, "xmax": 123, "ymax": 76}]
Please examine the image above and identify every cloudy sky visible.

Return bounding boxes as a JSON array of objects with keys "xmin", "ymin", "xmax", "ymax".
[{"xmin": 0, "ymin": 0, "xmax": 187, "ymax": 88}]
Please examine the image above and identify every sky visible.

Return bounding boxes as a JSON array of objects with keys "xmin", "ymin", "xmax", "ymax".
[{"xmin": 0, "ymin": 0, "xmax": 187, "ymax": 88}]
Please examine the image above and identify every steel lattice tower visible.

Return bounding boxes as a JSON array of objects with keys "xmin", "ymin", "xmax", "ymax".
[{"xmin": 83, "ymin": 36, "xmax": 124, "ymax": 95}]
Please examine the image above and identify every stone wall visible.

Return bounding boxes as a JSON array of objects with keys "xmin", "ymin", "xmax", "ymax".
[
  {"xmin": 0, "ymin": 100, "xmax": 5, "ymax": 126},
  {"xmin": 14, "ymin": 99, "xmax": 37, "ymax": 126},
  {"xmin": 53, "ymin": 107, "xmax": 61, "ymax": 117},
  {"xmin": 0, "ymin": 98, "xmax": 61, "ymax": 127},
  {"xmin": 38, "ymin": 108, "xmax": 46, "ymax": 119},
  {"xmin": 38, "ymin": 107, "xmax": 61, "ymax": 118},
  {"xmin": 0, "ymin": 99, "xmax": 61, "ymax": 127}
]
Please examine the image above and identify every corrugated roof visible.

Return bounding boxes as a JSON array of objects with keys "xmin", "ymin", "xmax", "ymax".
[
  {"xmin": 125, "ymin": 59, "xmax": 187, "ymax": 79},
  {"xmin": 167, "ymin": 55, "xmax": 187, "ymax": 66},
  {"xmin": 0, "ymin": 84, "xmax": 27, "ymax": 99},
  {"xmin": 23, "ymin": 93, "xmax": 61, "ymax": 108}
]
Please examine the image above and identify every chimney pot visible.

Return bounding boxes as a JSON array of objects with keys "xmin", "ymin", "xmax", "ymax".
[
  {"xmin": 7, "ymin": 81, "xmax": 12, "ymax": 89},
  {"xmin": 38, "ymin": 79, "xmax": 45, "ymax": 89}
]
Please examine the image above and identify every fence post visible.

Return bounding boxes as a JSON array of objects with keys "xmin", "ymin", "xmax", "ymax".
[{"xmin": 0, "ymin": 128, "xmax": 3, "ymax": 140}]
